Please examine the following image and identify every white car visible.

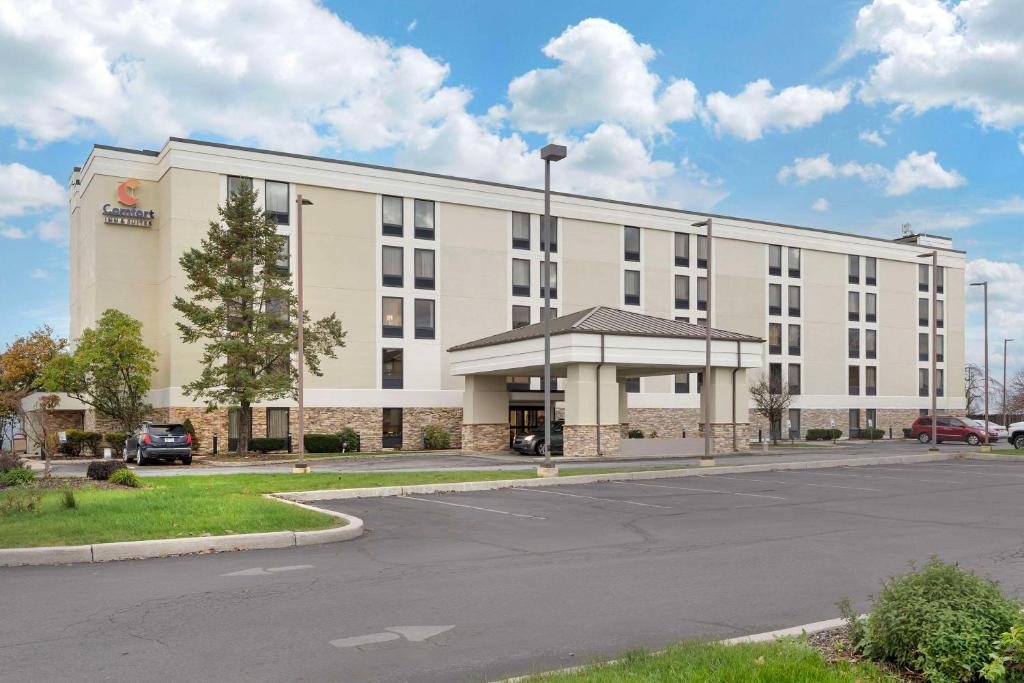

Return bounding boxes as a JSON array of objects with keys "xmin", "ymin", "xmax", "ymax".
[
  {"xmin": 1008, "ymin": 422, "xmax": 1024, "ymax": 449},
  {"xmin": 971, "ymin": 420, "xmax": 1008, "ymax": 440}
]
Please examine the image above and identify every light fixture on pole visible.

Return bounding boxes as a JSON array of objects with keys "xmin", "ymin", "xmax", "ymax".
[
  {"xmin": 970, "ymin": 281, "xmax": 990, "ymax": 450},
  {"xmin": 918, "ymin": 251, "xmax": 939, "ymax": 451},
  {"xmin": 539, "ymin": 143, "xmax": 566, "ymax": 476},
  {"xmin": 1004, "ymin": 338, "xmax": 1014, "ymax": 427},
  {"xmin": 293, "ymin": 194, "xmax": 314, "ymax": 474},
  {"xmin": 692, "ymin": 217, "xmax": 714, "ymax": 466}
]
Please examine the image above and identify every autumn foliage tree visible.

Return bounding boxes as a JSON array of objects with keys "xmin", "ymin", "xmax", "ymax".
[{"xmin": 0, "ymin": 326, "xmax": 67, "ymax": 465}]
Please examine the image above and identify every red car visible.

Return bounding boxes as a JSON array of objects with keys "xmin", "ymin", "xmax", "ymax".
[{"xmin": 910, "ymin": 416, "xmax": 999, "ymax": 446}]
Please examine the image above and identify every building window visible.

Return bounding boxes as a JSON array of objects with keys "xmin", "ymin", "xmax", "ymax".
[
  {"xmin": 919, "ymin": 368, "xmax": 929, "ymax": 397},
  {"xmin": 848, "ymin": 328, "xmax": 860, "ymax": 358},
  {"xmin": 936, "ymin": 300, "xmax": 944, "ymax": 328},
  {"xmin": 935, "ymin": 334, "xmax": 944, "ymax": 363},
  {"xmin": 512, "ymin": 259, "xmax": 530, "ymax": 297},
  {"xmin": 675, "ymin": 372, "xmax": 690, "ymax": 393},
  {"xmin": 769, "ymin": 283, "xmax": 782, "ymax": 316},
  {"xmin": 512, "ymin": 305, "xmax": 531, "ymax": 329},
  {"xmin": 382, "ymin": 348, "xmax": 403, "ymax": 388},
  {"xmin": 624, "ymin": 226, "xmax": 641, "ymax": 262},
  {"xmin": 865, "ymin": 329, "xmax": 877, "ymax": 359},
  {"xmin": 918, "ymin": 298, "xmax": 929, "ymax": 327},
  {"xmin": 865, "ymin": 292, "xmax": 877, "ymax": 323},
  {"xmin": 414, "ymin": 249, "xmax": 435, "ymax": 290},
  {"xmin": 696, "ymin": 371, "xmax": 704, "ymax": 394},
  {"xmin": 788, "ymin": 247, "xmax": 801, "ymax": 278},
  {"xmin": 768, "ymin": 323, "xmax": 782, "ymax": 355},
  {"xmin": 382, "ymin": 195, "xmax": 403, "ymax": 236},
  {"xmin": 788, "ymin": 364, "xmax": 801, "ymax": 395},
  {"xmin": 849, "ymin": 409, "xmax": 861, "ymax": 434},
  {"xmin": 675, "ymin": 233, "xmax": 689, "ymax": 266},
  {"xmin": 865, "ymin": 366, "xmax": 877, "ymax": 396},
  {"xmin": 506, "ymin": 376, "xmax": 531, "ymax": 391},
  {"xmin": 919, "ymin": 332, "xmax": 929, "ymax": 361},
  {"xmin": 866, "ymin": 408, "xmax": 877, "ymax": 430},
  {"xmin": 697, "ymin": 277, "xmax": 708, "ymax": 311},
  {"xmin": 266, "ymin": 408, "xmax": 289, "ymax": 439},
  {"xmin": 848, "ymin": 255, "xmax": 860, "ymax": 284},
  {"xmin": 788, "ymin": 285, "xmax": 800, "ymax": 316},
  {"xmin": 540, "ymin": 216, "xmax": 558, "ymax": 253},
  {"xmin": 540, "ymin": 306, "xmax": 558, "ymax": 321},
  {"xmin": 696, "ymin": 234, "xmax": 708, "ymax": 269},
  {"xmin": 512, "ymin": 212, "xmax": 530, "ymax": 250},
  {"xmin": 382, "ymin": 297, "xmax": 403, "ymax": 338},
  {"xmin": 769, "ymin": 363, "xmax": 783, "ymax": 392},
  {"xmin": 624, "ymin": 270, "xmax": 641, "ymax": 306},
  {"xmin": 414, "ymin": 199, "xmax": 434, "ymax": 239},
  {"xmin": 788, "ymin": 324, "xmax": 801, "ymax": 356},
  {"xmin": 849, "ymin": 366, "xmax": 860, "ymax": 395},
  {"xmin": 937, "ymin": 368, "xmax": 944, "ymax": 396},
  {"xmin": 227, "ymin": 176, "xmax": 253, "ymax": 199},
  {"xmin": 265, "ymin": 181, "xmax": 289, "ymax": 224},
  {"xmin": 936, "ymin": 265, "xmax": 944, "ymax": 294},
  {"xmin": 414, "ymin": 299, "xmax": 435, "ymax": 339},
  {"xmin": 768, "ymin": 245, "xmax": 782, "ymax": 276},
  {"xmin": 382, "ymin": 246, "xmax": 403, "ymax": 287},
  {"xmin": 918, "ymin": 263, "xmax": 929, "ymax": 292},
  {"xmin": 848, "ymin": 291, "xmax": 860, "ymax": 321},
  {"xmin": 625, "ymin": 378, "xmax": 640, "ymax": 393},
  {"xmin": 382, "ymin": 408, "xmax": 402, "ymax": 448},
  {"xmin": 865, "ymin": 257, "xmax": 877, "ymax": 286},
  {"xmin": 788, "ymin": 408, "xmax": 801, "ymax": 439},
  {"xmin": 674, "ymin": 275, "xmax": 690, "ymax": 309},
  {"xmin": 275, "ymin": 236, "xmax": 290, "ymax": 275},
  {"xmin": 541, "ymin": 262, "xmax": 557, "ymax": 299}
]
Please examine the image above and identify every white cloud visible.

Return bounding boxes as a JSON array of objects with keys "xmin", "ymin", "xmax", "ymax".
[
  {"xmin": 850, "ymin": 0, "xmax": 1024, "ymax": 130},
  {"xmin": 777, "ymin": 150, "xmax": 963, "ymax": 195},
  {"xmin": 812, "ymin": 197, "xmax": 830, "ymax": 211},
  {"xmin": 704, "ymin": 79, "xmax": 851, "ymax": 140},
  {"xmin": 965, "ymin": 259, "xmax": 1024, "ymax": 369},
  {"xmin": 0, "ymin": 163, "xmax": 64, "ymax": 218},
  {"xmin": 35, "ymin": 214, "xmax": 68, "ymax": 243},
  {"xmin": 500, "ymin": 18, "xmax": 699, "ymax": 134},
  {"xmin": 859, "ymin": 129, "xmax": 887, "ymax": 147},
  {"xmin": 0, "ymin": 226, "xmax": 29, "ymax": 239},
  {"xmin": 1019, "ymin": 133, "xmax": 1024, "ymax": 155},
  {"xmin": 406, "ymin": 19, "xmax": 417, "ymax": 32},
  {"xmin": 29, "ymin": 268, "xmax": 47, "ymax": 279}
]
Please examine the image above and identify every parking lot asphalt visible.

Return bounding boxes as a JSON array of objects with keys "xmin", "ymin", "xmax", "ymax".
[{"xmin": 4, "ymin": 459, "xmax": 1024, "ymax": 682}]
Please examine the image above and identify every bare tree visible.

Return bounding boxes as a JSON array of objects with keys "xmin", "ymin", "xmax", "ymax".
[
  {"xmin": 1007, "ymin": 368, "xmax": 1024, "ymax": 419},
  {"xmin": 20, "ymin": 394, "xmax": 60, "ymax": 477},
  {"xmin": 965, "ymin": 363, "xmax": 984, "ymax": 415},
  {"xmin": 749, "ymin": 372, "xmax": 793, "ymax": 444}
]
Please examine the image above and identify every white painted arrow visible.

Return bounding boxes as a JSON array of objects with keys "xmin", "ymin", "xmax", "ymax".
[
  {"xmin": 330, "ymin": 625, "xmax": 455, "ymax": 649},
  {"xmin": 221, "ymin": 564, "xmax": 313, "ymax": 577}
]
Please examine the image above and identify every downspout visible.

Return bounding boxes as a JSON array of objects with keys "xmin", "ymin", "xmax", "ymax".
[
  {"xmin": 596, "ymin": 334, "xmax": 606, "ymax": 456},
  {"xmin": 731, "ymin": 340, "xmax": 741, "ymax": 451}
]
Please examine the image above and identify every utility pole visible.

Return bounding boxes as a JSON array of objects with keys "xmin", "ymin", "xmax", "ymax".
[
  {"xmin": 970, "ymin": 282, "xmax": 989, "ymax": 449},
  {"xmin": 538, "ymin": 143, "xmax": 566, "ymax": 476},
  {"xmin": 691, "ymin": 218, "xmax": 714, "ymax": 466}
]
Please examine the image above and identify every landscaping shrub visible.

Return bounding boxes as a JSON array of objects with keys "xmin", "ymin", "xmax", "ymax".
[
  {"xmin": 0, "ymin": 468, "xmax": 36, "ymax": 487},
  {"xmin": 627, "ymin": 429, "xmax": 644, "ymax": 439},
  {"xmin": 250, "ymin": 437, "xmax": 286, "ymax": 453},
  {"xmin": 1, "ymin": 488, "xmax": 41, "ymax": 514},
  {"xmin": 0, "ymin": 452, "xmax": 24, "ymax": 473},
  {"xmin": 86, "ymin": 460, "xmax": 127, "ymax": 481},
  {"xmin": 807, "ymin": 428, "xmax": 843, "ymax": 441},
  {"xmin": 61, "ymin": 485, "xmax": 77, "ymax": 509},
  {"xmin": 337, "ymin": 427, "xmax": 360, "ymax": 452},
  {"xmin": 903, "ymin": 428, "xmax": 914, "ymax": 439},
  {"xmin": 854, "ymin": 559, "xmax": 1022, "ymax": 683},
  {"xmin": 422, "ymin": 425, "xmax": 451, "ymax": 450},
  {"xmin": 858, "ymin": 428, "xmax": 885, "ymax": 440},
  {"xmin": 108, "ymin": 468, "xmax": 141, "ymax": 488},
  {"xmin": 61, "ymin": 430, "xmax": 104, "ymax": 457},
  {"xmin": 183, "ymin": 418, "xmax": 200, "ymax": 452},
  {"xmin": 982, "ymin": 624, "xmax": 1024, "ymax": 682},
  {"xmin": 104, "ymin": 432, "xmax": 128, "ymax": 452},
  {"xmin": 304, "ymin": 433, "xmax": 341, "ymax": 453}
]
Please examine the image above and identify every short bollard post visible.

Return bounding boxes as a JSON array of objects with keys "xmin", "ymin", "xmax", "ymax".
[
  {"xmin": 212, "ymin": 434, "xmax": 218, "ymax": 456},
  {"xmin": 287, "ymin": 433, "xmax": 293, "ymax": 454}
]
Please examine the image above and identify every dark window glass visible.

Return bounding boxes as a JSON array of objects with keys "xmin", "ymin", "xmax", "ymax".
[
  {"xmin": 512, "ymin": 212, "xmax": 530, "ymax": 250},
  {"xmin": 936, "ymin": 265, "xmax": 944, "ymax": 294},
  {"xmin": 414, "ymin": 199, "xmax": 434, "ymax": 239},
  {"xmin": 788, "ymin": 408, "xmax": 801, "ymax": 439},
  {"xmin": 919, "ymin": 299, "xmax": 929, "ymax": 327},
  {"xmin": 919, "ymin": 332, "xmax": 929, "ymax": 361},
  {"xmin": 696, "ymin": 235, "xmax": 708, "ymax": 269},
  {"xmin": 382, "ymin": 246, "xmax": 403, "ymax": 287},
  {"xmin": 788, "ymin": 285, "xmax": 800, "ymax": 316},
  {"xmin": 848, "ymin": 291, "xmax": 860, "ymax": 321},
  {"xmin": 769, "ymin": 284, "xmax": 782, "ymax": 316},
  {"xmin": 541, "ymin": 262, "xmax": 557, "ymax": 299},
  {"xmin": 865, "ymin": 292, "xmax": 877, "ymax": 323},
  {"xmin": 918, "ymin": 263, "xmax": 929, "ymax": 292},
  {"xmin": 227, "ymin": 176, "xmax": 252, "ymax": 198},
  {"xmin": 865, "ymin": 257, "xmax": 877, "ymax": 286},
  {"xmin": 674, "ymin": 275, "xmax": 690, "ymax": 309},
  {"xmin": 512, "ymin": 305, "xmax": 531, "ymax": 329},
  {"xmin": 919, "ymin": 368, "xmax": 929, "ymax": 396},
  {"xmin": 936, "ymin": 334, "xmax": 944, "ymax": 362},
  {"xmin": 624, "ymin": 270, "xmax": 640, "ymax": 306},
  {"xmin": 937, "ymin": 368, "xmax": 944, "ymax": 396},
  {"xmin": 414, "ymin": 249, "xmax": 434, "ymax": 289},
  {"xmin": 936, "ymin": 300, "xmax": 944, "ymax": 328},
  {"xmin": 275, "ymin": 235, "xmax": 290, "ymax": 275},
  {"xmin": 788, "ymin": 247, "xmax": 800, "ymax": 278},
  {"xmin": 674, "ymin": 372, "xmax": 689, "ymax": 394},
  {"xmin": 382, "ymin": 195, "xmax": 403, "ymax": 236},
  {"xmin": 849, "ymin": 366, "xmax": 860, "ymax": 395},
  {"xmin": 865, "ymin": 329, "xmax": 877, "ymax": 359},
  {"xmin": 865, "ymin": 366, "xmax": 877, "ymax": 396},
  {"xmin": 697, "ymin": 277, "xmax": 708, "ymax": 311},
  {"xmin": 266, "ymin": 181, "xmax": 289, "ymax": 224},
  {"xmin": 625, "ymin": 378, "xmax": 640, "ymax": 393},
  {"xmin": 382, "ymin": 297, "xmax": 403, "ymax": 338},
  {"xmin": 675, "ymin": 233, "xmax": 689, "ymax": 266},
  {"xmin": 540, "ymin": 216, "xmax": 558, "ymax": 253},
  {"xmin": 624, "ymin": 226, "xmax": 641, "ymax": 262},
  {"xmin": 768, "ymin": 245, "xmax": 782, "ymax": 276},
  {"xmin": 848, "ymin": 328, "xmax": 860, "ymax": 358},
  {"xmin": 768, "ymin": 323, "xmax": 782, "ymax": 355},
  {"xmin": 769, "ymin": 363, "xmax": 783, "ymax": 392},
  {"xmin": 788, "ymin": 364, "xmax": 801, "ymax": 395},
  {"xmin": 541, "ymin": 306, "xmax": 558, "ymax": 321},
  {"xmin": 266, "ymin": 408, "xmax": 289, "ymax": 439},
  {"xmin": 512, "ymin": 259, "xmax": 530, "ymax": 297},
  {"xmin": 382, "ymin": 408, "xmax": 402, "ymax": 448},
  {"xmin": 849, "ymin": 255, "xmax": 860, "ymax": 284},
  {"xmin": 414, "ymin": 299, "xmax": 435, "ymax": 339},
  {"xmin": 788, "ymin": 324, "xmax": 801, "ymax": 356},
  {"xmin": 382, "ymin": 349, "xmax": 403, "ymax": 388}
]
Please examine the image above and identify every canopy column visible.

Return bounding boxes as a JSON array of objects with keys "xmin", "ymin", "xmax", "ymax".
[
  {"xmin": 701, "ymin": 366, "xmax": 751, "ymax": 453},
  {"xmin": 562, "ymin": 363, "xmax": 620, "ymax": 456},
  {"xmin": 461, "ymin": 375, "xmax": 509, "ymax": 452}
]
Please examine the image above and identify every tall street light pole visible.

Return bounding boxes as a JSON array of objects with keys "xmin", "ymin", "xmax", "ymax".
[
  {"xmin": 1004, "ymin": 338, "xmax": 1014, "ymax": 427},
  {"xmin": 970, "ymin": 281, "xmax": 989, "ymax": 449},
  {"xmin": 294, "ymin": 194, "xmax": 313, "ymax": 474},
  {"xmin": 918, "ymin": 251, "xmax": 939, "ymax": 451},
  {"xmin": 539, "ymin": 143, "xmax": 566, "ymax": 476},
  {"xmin": 692, "ymin": 218, "xmax": 713, "ymax": 466}
]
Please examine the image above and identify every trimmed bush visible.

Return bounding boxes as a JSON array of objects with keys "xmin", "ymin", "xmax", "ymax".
[
  {"xmin": 250, "ymin": 437, "xmax": 286, "ymax": 453},
  {"xmin": 337, "ymin": 427, "xmax": 360, "ymax": 452},
  {"xmin": 108, "ymin": 468, "xmax": 141, "ymax": 488},
  {"xmin": 422, "ymin": 425, "xmax": 451, "ymax": 450},
  {"xmin": 61, "ymin": 430, "xmax": 104, "ymax": 457},
  {"xmin": 903, "ymin": 428, "xmax": 914, "ymax": 439},
  {"xmin": 86, "ymin": 460, "xmax": 127, "ymax": 481},
  {"xmin": 0, "ymin": 468, "xmax": 36, "ymax": 487},
  {"xmin": 856, "ymin": 559, "xmax": 1022, "ymax": 683},
  {"xmin": 806, "ymin": 428, "xmax": 842, "ymax": 441},
  {"xmin": 104, "ymin": 432, "xmax": 128, "ymax": 452},
  {"xmin": 627, "ymin": 429, "xmax": 644, "ymax": 439},
  {"xmin": 0, "ymin": 452, "xmax": 24, "ymax": 473},
  {"xmin": 856, "ymin": 428, "xmax": 885, "ymax": 440},
  {"xmin": 304, "ymin": 433, "xmax": 341, "ymax": 453},
  {"xmin": 183, "ymin": 418, "xmax": 200, "ymax": 452}
]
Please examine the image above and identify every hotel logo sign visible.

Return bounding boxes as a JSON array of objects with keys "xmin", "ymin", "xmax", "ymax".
[{"xmin": 103, "ymin": 179, "xmax": 156, "ymax": 227}]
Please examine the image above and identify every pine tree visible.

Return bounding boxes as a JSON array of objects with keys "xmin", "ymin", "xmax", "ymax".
[{"xmin": 173, "ymin": 181, "xmax": 345, "ymax": 456}]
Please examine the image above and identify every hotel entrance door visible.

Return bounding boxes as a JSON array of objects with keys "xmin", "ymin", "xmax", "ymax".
[{"xmin": 509, "ymin": 406, "xmax": 544, "ymax": 446}]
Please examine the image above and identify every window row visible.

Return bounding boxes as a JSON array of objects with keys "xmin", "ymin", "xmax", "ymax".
[
  {"xmin": 382, "ymin": 246, "xmax": 435, "ymax": 289},
  {"xmin": 381, "ymin": 297, "xmax": 436, "ymax": 339},
  {"xmin": 918, "ymin": 368, "xmax": 945, "ymax": 397},
  {"xmin": 918, "ymin": 298, "xmax": 945, "ymax": 328},
  {"xmin": 848, "ymin": 366, "xmax": 879, "ymax": 396},
  {"xmin": 382, "ymin": 195, "xmax": 435, "ymax": 240},
  {"xmin": 768, "ymin": 362, "xmax": 802, "ymax": 395},
  {"xmin": 768, "ymin": 245, "xmax": 801, "ymax": 278},
  {"xmin": 918, "ymin": 263, "xmax": 945, "ymax": 293},
  {"xmin": 768, "ymin": 323, "xmax": 802, "ymax": 356},
  {"xmin": 227, "ymin": 176, "xmax": 290, "ymax": 225},
  {"xmin": 673, "ymin": 274, "xmax": 707, "ymax": 310},
  {"xmin": 512, "ymin": 213, "xmax": 558, "ymax": 252},
  {"xmin": 512, "ymin": 259, "xmax": 557, "ymax": 298},
  {"xmin": 768, "ymin": 284, "xmax": 801, "ymax": 317},
  {"xmin": 848, "ymin": 291, "xmax": 877, "ymax": 322},
  {"xmin": 847, "ymin": 328, "xmax": 879, "ymax": 359},
  {"xmin": 620, "ymin": 228, "xmax": 709, "ymax": 268},
  {"xmin": 673, "ymin": 372, "xmax": 704, "ymax": 394},
  {"xmin": 918, "ymin": 333, "xmax": 945, "ymax": 362},
  {"xmin": 848, "ymin": 255, "xmax": 878, "ymax": 286}
]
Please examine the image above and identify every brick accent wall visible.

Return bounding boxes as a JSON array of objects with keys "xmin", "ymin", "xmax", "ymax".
[
  {"xmin": 403, "ymin": 407, "xmax": 463, "ymax": 450},
  {"xmin": 563, "ymin": 424, "xmax": 621, "ymax": 457},
  {"xmin": 751, "ymin": 408, "xmax": 931, "ymax": 441},
  {"xmin": 627, "ymin": 408, "xmax": 702, "ymax": 439},
  {"xmin": 462, "ymin": 423, "xmax": 508, "ymax": 452},
  {"xmin": 709, "ymin": 423, "xmax": 751, "ymax": 453}
]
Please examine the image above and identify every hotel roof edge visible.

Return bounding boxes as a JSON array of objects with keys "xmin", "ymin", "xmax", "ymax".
[{"xmin": 88, "ymin": 139, "xmax": 966, "ymax": 255}]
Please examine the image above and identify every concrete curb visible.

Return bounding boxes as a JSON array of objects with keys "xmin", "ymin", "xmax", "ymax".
[
  {"xmin": 963, "ymin": 452, "xmax": 1024, "ymax": 461},
  {"xmin": 275, "ymin": 452, "xmax": 955, "ymax": 503},
  {"xmin": 0, "ymin": 499, "xmax": 363, "ymax": 568}
]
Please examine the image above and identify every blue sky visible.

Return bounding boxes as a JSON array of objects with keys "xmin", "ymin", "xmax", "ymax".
[{"xmin": 1, "ymin": 0, "xmax": 1022, "ymax": 379}]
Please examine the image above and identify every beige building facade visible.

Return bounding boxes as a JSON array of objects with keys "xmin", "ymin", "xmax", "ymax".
[{"xmin": 64, "ymin": 138, "xmax": 966, "ymax": 454}]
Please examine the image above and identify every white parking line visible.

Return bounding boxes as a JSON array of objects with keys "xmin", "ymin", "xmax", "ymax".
[
  {"xmin": 701, "ymin": 474, "xmax": 880, "ymax": 492},
  {"xmin": 880, "ymin": 465, "xmax": 1024, "ymax": 480},
  {"xmin": 513, "ymin": 487, "xmax": 674, "ymax": 509},
  {"xmin": 401, "ymin": 496, "xmax": 546, "ymax": 520},
  {"xmin": 615, "ymin": 481, "xmax": 787, "ymax": 500},
  {"xmin": 794, "ymin": 470, "xmax": 962, "ymax": 485}
]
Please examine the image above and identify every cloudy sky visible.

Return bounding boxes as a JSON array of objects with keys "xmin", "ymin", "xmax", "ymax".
[{"xmin": 1, "ymin": 0, "xmax": 1022, "ymax": 375}]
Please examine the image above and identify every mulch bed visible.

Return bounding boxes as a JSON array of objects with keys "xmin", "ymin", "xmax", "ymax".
[
  {"xmin": 806, "ymin": 626, "xmax": 923, "ymax": 682},
  {"xmin": 29, "ymin": 476, "xmax": 125, "ymax": 491}
]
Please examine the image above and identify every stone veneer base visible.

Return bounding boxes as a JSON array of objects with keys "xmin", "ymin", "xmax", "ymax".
[
  {"xmin": 462, "ymin": 423, "xmax": 508, "ymax": 452},
  {"xmin": 563, "ymin": 424, "xmax": 622, "ymax": 457}
]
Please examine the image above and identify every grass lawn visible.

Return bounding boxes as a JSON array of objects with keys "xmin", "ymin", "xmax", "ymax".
[
  {"xmin": 988, "ymin": 448, "xmax": 1023, "ymax": 455},
  {"xmin": 200, "ymin": 449, "xmax": 450, "ymax": 462},
  {"xmin": 523, "ymin": 639, "xmax": 898, "ymax": 682}
]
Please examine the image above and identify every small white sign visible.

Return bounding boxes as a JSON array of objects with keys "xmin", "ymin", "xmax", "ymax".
[
  {"xmin": 103, "ymin": 447, "xmax": 112, "ymax": 459},
  {"xmin": 58, "ymin": 431, "xmax": 67, "ymax": 444}
]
